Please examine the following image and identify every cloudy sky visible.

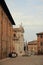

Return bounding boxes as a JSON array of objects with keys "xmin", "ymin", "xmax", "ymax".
[{"xmin": 5, "ymin": 0, "xmax": 43, "ymax": 42}]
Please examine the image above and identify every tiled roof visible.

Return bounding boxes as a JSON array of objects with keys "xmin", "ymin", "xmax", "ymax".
[
  {"xmin": 36, "ymin": 32, "xmax": 43, "ymax": 35},
  {"xmin": 28, "ymin": 40, "xmax": 37, "ymax": 45}
]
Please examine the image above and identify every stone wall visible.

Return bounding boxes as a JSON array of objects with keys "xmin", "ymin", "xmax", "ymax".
[
  {"xmin": 13, "ymin": 27, "xmax": 24, "ymax": 56},
  {"xmin": 37, "ymin": 34, "xmax": 43, "ymax": 54},
  {"xmin": 0, "ymin": 6, "xmax": 13, "ymax": 59}
]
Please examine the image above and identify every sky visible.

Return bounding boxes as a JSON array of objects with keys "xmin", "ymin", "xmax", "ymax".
[{"xmin": 5, "ymin": 0, "xmax": 43, "ymax": 42}]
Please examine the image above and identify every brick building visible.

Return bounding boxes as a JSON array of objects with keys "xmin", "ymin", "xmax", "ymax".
[
  {"xmin": 0, "ymin": 0, "xmax": 15, "ymax": 59},
  {"xmin": 13, "ymin": 25, "xmax": 24, "ymax": 56},
  {"xmin": 36, "ymin": 32, "xmax": 43, "ymax": 54},
  {"xmin": 28, "ymin": 40, "xmax": 38, "ymax": 55}
]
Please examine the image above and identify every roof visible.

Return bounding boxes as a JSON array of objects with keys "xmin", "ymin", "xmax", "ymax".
[
  {"xmin": 0, "ymin": 0, "xmax": 15, "ymax": 25},
  {"xmin": 36, "ymin": 32, "xmax": 43, "ymax": 35},
  {"xmin": 28, "ymin": 40, "xmax": 37, "ymax": 45}
]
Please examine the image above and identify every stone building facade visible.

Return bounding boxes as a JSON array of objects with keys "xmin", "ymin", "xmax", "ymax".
[
  {"xmin": 0, "ymin": 0, "xmax": 15, "ymax": 59},
  {"xmin": 13, "ymin": 25, "xmax": 24, "ymax": 56},
  {"xmin": 28, "ymin": 40, "xmax": 38, "ymax": 55},
  {"xmin": 36, "ymin": 32, "xmax": 43, "ymax": 54}
]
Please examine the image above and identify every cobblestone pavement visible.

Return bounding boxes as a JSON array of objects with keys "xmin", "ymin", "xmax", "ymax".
[{"xmin": 0, "ymin": 55, "xmax": 43, "ymax": 65}]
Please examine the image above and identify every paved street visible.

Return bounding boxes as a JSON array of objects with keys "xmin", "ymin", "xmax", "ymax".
[{"xmin": 0, "ymin": 55, "xmax": 43, "ymax": 65}]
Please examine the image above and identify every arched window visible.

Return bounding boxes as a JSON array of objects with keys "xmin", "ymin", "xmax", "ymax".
[{"xmin": 14, "ymin": 34, "xmax": 16, "ymax": 37}]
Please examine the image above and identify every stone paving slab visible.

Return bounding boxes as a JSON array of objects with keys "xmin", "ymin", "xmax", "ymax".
[
  {"xmin": 0, "ymin": 58, "xmax": 10, "ymax": 62},
  {"xmin": 0, "ymin": 56, "xmax": 43, "ymax": 65}
]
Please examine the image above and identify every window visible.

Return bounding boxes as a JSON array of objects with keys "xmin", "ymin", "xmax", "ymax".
[
  {"xmin": 41, "ymin": 48, "xmax": 43, "ymax": 53},
  {"xmin": 14, "ymin": 34, "xmax": 16, "ymax": 37},
  {"xmin": 40, "ymin": 35, "xmax": 42, "ymax": 38},
  {"xmin": 40, "ymin": 42, "xmax": 43, "ymax": 46}
]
